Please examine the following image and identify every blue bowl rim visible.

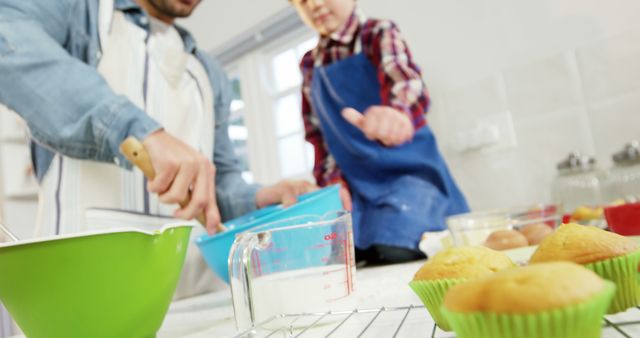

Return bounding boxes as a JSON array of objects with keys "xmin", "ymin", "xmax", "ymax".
[{"xmin": 195, "ymin": 185, "xmax": 341, "ymax": 245}]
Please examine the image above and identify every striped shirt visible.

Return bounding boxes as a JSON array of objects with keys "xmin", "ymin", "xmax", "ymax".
[{"xmin": 300, "ymin": 10, "xmax": 430, "ymax": 187}]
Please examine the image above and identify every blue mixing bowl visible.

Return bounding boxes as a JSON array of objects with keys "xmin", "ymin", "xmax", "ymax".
[{"xmin": 195, "ymin": 185, "xmax": 343, "ymax": 283}]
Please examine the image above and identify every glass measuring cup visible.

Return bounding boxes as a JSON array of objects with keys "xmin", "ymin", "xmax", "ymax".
[{"xmin": 229, "ymin": 211, "xmax": 356, "ymax": 331}]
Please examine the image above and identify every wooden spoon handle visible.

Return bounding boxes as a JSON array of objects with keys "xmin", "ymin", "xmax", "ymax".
[
  {"xmin": 119, "ymin": 137, "xmax": 211, "ymax": 228},
  {"xmin": 119, "ymin": 136, "xmax": 156, "ymax": 179}
]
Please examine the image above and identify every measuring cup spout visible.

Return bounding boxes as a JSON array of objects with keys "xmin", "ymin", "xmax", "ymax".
[{"xmin": 256, "ymin": 232, "xmax": 272, "ymax": 249}]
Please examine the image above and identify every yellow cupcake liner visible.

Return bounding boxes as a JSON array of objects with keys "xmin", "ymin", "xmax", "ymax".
[
  {"xmin": 585, "ymin": 249, "xmax": 640, "ymax": 313},
  {"xmin": 441, "ymin": 281, "xmax": 615, "ymax": 338},
  {"xmin": 408, "ymin": 278, "xmax": 465, "ymax": 331}
]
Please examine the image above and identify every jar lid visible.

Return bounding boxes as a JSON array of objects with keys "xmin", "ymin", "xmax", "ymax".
[
  {"xmin": 557, "ymin": 152, "xmax": 596, "ymax": 172},
  {"xmin": 613, "ymin": 140, "xmax": 640, "ymax": 165}
]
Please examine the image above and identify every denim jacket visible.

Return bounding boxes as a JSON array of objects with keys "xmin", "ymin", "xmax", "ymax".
[{"xmin": 0, "ymin": 0, "xmax": 259, "ymax": 220}]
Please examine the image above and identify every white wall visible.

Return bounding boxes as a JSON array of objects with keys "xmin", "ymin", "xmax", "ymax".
[
  {"xmin": 0, "ymin": 106, "xmax": 38, "ymax": 241},
  {"xmin": 178, "ymin": 0, "xmax": 289, "ymax": 52},
  {"xmin": 181, "ymin": 0, "xmax": 640, "ymax": 212}
]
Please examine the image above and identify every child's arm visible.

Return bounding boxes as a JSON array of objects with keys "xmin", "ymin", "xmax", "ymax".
[
  {"xmin": 342, "ymin": 107, "xmax": 414, "ymax": 146},
  {"xmin": 341, "ymin": 19, "xmax": 429, "ymax": 147},
  {"xmin": 367, "ymin": 19, "xmax": 430, "ymax": 130}
]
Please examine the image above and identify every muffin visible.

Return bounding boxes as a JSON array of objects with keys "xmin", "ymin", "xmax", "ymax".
[
  {"xmin": 483, "ymin": 229, "xmax": 528, "ymax": 251},
  {"xmin": 518, "ymin": 222, "xmax": 553, "ymax": 245},
  {"xmin": 530, "ymin": 223, "xmax": 639, "ymax": 313},
  {"xmin": 409, "ymin": 246, "xmax": 515, "ymax": 331},
  {"xmin": 442, "ymin": 262, "xmax": 615, "ymax": 338},
  {"xmin": 530, "ymin": 223, "xmax": 637, "ymax": 264}
]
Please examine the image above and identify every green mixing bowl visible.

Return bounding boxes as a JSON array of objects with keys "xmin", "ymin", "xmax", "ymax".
[{"xmin": 0, "ymin": 224, "xmax": 192, "ymax": 338}]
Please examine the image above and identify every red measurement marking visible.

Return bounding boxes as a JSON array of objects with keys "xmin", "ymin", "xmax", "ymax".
[
  {"xmin": 345, "ymin": 231, "xmax": 353, "ymax": 293},
  {"xmin": 322, "ymin": 267, "xmax": 345, "ymax": 275},
  {"xmin": 324, "ymin": 232, "xmax": 337, "ymax": 241},
  {"xmin": 251, "ymin": 251, "xmax": 262, "ymax": 277},
  {"xmin": 312, "ymin": 243, "xmax": 331, "ymax": 249}
]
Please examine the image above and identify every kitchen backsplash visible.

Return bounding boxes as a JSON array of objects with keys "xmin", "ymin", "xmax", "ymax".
[{"xmin": 426, "ymin": 26, "xmax": 640, "ymax": 211}]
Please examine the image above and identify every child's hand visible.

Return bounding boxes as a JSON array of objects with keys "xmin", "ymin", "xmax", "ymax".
[
  {"xmin": 256, "ymin": 180, "xmax": 317, "ymax": 208},
  {"xmin": 342, "ymin": 106, "xmax": 414, "ymax": 146}
]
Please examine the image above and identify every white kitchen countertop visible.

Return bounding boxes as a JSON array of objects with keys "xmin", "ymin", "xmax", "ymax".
[
  {"xmin": 157, "ymin": 261, "xmax": 443, "ymax": 338},
  {"xmin": 10, "ymin": 256, "xmax": 640, "ymax": 337},
  {"xmin": 155, "ymin": 260, "xmax": 640, "ymax": 338}
]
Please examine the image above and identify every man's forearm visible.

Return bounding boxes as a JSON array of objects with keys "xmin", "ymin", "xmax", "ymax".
[{"xmin": 0, "ymin": 16, "xmax": 161, "ymax": 166}]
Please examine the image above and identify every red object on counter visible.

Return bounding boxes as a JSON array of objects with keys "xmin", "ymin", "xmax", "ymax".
[{"xmin": 604, "ymin": 202, "xmax": 640, "ymax": 236}]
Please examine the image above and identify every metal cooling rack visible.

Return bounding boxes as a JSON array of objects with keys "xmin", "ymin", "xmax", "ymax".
[
  {"xmin": 603, "ymin": 308, "xmax": 640, "ymax": 338},
  {"xmin": 233, "ymin": 305, "xmax": 640, "ymax": 338}
]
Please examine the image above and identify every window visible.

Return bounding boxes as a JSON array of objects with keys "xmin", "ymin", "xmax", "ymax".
[
  {"xmin": 226, "ymin": 69, "xmax": 253, "ymax": 183},
  {"xmin": 217, "ymin": 24, "xmax": 318, "ymax": 184},
  {"xmin": 265, "ymin": 36, "xmax": 318, "ymax": 179}
]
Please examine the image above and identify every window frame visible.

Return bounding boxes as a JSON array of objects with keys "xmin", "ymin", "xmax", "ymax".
[{"xmin": 222, "ymin": 27, "xmax": 318, "ymax": 184}]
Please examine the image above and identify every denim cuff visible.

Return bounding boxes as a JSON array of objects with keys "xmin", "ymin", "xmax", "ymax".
[
  {"xmin": 217, "ymin": 183, "xmax": 261, "ymax": 222},
  {"xmin": 96, "ymin": 98, "xmax": 162, "ymax": 169}
]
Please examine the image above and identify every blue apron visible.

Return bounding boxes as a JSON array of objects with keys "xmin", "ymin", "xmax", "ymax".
[{"xmin": 309, "ymin": 43, "xmax": 469, "ymax": 251}]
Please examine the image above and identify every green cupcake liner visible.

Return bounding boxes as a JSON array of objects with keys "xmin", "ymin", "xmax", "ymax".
[
  {"xmin": 409, "ymin": 278, "xmax": 465, "ymax": 331},
  {"xmin": 441, "ymin": 281, "xmax": 615, "ymax": 338},
  {"xmin": 585, "ymin": 249, "xmax": 640, "ymax": 314}
]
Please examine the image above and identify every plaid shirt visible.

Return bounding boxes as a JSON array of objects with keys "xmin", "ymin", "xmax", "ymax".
[{"xmin": 300, "ymin": 10, "xmax": 430, "ymax": 187}]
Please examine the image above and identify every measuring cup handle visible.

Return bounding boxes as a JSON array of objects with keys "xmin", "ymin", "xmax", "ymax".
[{"xmin": 229, "ymin": 232, "xmax": 262, "ymax": 329}]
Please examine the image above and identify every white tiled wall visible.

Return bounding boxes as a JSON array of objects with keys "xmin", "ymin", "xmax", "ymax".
[
  {"xmin": 434, "ymin": 29, "xmax": 640, "ymax": 210},
  {"xmin": 358, "ymin": 1, "xmax": 640, "ymax": 211},
  {"xmin": 588, "ymin": 90, "xmax": 640, "ymax": 163},
  {"xmin": 576, "ymin": 29, "xmax": 640, "ymax": 102},
  {"xmin": 503, "ymin": 52, "xmax": 583, "ymax": 119},
  {"xmin": 442, "ymin": 76, "xmax": 507, "ymax": 120},
  {"xmin": 512, "ymin": 106, "xmax": 596, "ymax": 205}
]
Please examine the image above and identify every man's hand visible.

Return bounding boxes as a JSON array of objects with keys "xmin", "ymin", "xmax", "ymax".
[
  {"xmin": 256, "ymin": 180, "xmax": 317, "ymax": 208},
  {"xmin": 342, "ymin": 106, "xmax": 414, "ymax": 146},
  {"xmin": 142, "ymin": 130, "xmax": 222, "ymax": 234}
]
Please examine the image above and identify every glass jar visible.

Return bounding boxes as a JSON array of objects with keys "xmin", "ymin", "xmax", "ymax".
[
  {"xmin": 602, "ymin": 141, "xmax": 640, "ymax": 203},
  {"xmin": 552, "ymin": 152, "xmax": 605, "ymax": 213}
]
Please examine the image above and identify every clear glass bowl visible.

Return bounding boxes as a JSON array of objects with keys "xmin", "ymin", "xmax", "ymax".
[{"xmin": 446, "ymin": 204, "xmax": 561, "ymax": 248}]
